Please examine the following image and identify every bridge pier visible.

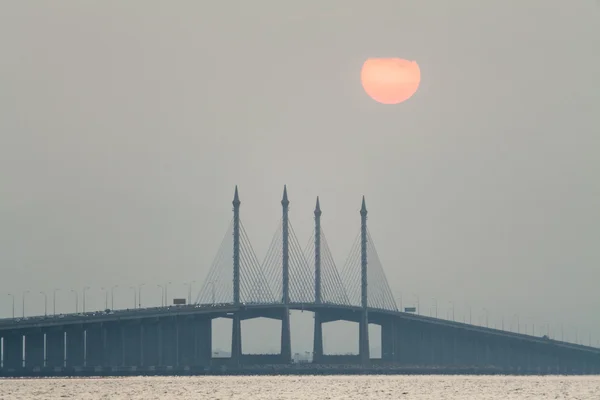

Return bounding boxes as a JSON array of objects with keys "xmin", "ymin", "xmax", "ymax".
[
  {"xmin": 45, "ymin": 329, "xmax": 64, "ymax": 368},
  {"xmin": 24, "ymin": 330, "xmax": 44, "ymax": 368},
  {"xmin": 66, "ymin": 327, "xmax": 85, "ymax": 368},
  {"xmin": 122, "ymin": 323, "xmax": 142, "ymax": 367},
  {"xmin": 2, "ymin": 333, "xmax": 23, "ymax": 369},
  {"xmin": 231, "ymin": 314, "xmax": 242, "ymax": 366},
  {"xmin": 160, "ymin": 317, "xmax": 178, "ymax": 367},
  {"xmin": 85, "ymin": 324, "xmax": 103, "ymax": 367},
  {"xmin": 104, "ymin": 322, "xmax": 123, "ymax": 367},
  {"xmin": 141, "ymin": 321, "xmax": 160, "ymax": 367},
  {"xmin": 195, "ymin": 317, "xmax": 212, "ymax": 366},
  {"xmin": 177, "ymin": 317, "xmax": 195, "ymax": 367},
  {"xmin": 280, "ymin": 308, "xmax": 292, "ymax": 364},
  {"xmin": 381, "ymin": 318, "xmax": 396, "ymax": 362},
  {"xmin": 312, "ymin": 312, "xmax": 323, "ymax": 363}
]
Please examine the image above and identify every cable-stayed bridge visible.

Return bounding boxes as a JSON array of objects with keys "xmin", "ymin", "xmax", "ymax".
[{"xmin": 0, "ymin": 186, "xmax": 598, "ymax": 376}]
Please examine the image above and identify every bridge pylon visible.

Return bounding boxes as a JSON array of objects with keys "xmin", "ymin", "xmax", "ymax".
[
  {"xmin": 359, "ymin": 196, "xmax": 370, "ymax": 365},
  {"xmin": 280, "ymin": 185, "xmax": 292, "ymax": 363},
  {"xmin": 312, "ymin": 197, "xmax": 324, "ymax": 363},
  {"xmin": 231, "ymin": 186, "xmax": 242, "ymax": 365}
]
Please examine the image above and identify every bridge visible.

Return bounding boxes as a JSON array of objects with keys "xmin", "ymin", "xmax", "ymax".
[{"xmin": 1, "ymin": 186, "xmax": 599, "ymax": 376}]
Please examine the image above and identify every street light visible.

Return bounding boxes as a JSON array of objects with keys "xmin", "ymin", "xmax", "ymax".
[
  {"xmin": 7, "ymin": 293, "xmax": 14, "ymax": 319},
  {"xmin": 100, "ymin": 287, "xmax": 108, "ymax": 310},
  {"xmin": 207, "ymin": 281, "xmax": 217, "ymax": 305},
  {"xmin": 22, "ymin": 290, "xmax": 29, "ymax": 318},
  {"xmin": 53, "ymin": 288, "xmax": 60, "ymax": 316},
  {"xmin": 413, "ymin": 294, "xmax": 420, "ymax": 315},
  {"xmin": 40, "ymin": 291, "xmax": 47, "ymax": 316},
  {"xmin": 482, "ymin": 308, "xmax": 489, "ymax": 328},
  {"xmin": 431, "ymin": 298, "xmax": 437, "ymax": 318},
  {"xmin": 82, "ymin": 286, "xmax": 90, "ymax": 313},
  {"xmin": 396, "ymin": 291, "xmax": 402, "ymax": 312},
  {"xmin": 157, "ymin": 285, "xmax": 164, "ymax": 307},
  {"xmin": 448, "ymin": 301, "xmax": 455, "ymax": 321},
  {"xmin": 185, "ymin": 281, "xmax": 196, "ymax": 305},
  {"xmin": 165, "ymin": 281, "xmax": 172, "ymax": 306},
  {"xmin": 71, "ymin": 289, "xmax": 79, "ymax": 313},
  {"xmin": 129, "ymin": 286, "xmax": 137, "ymax": 309},
  {"xmin": 511, "ymin": 314, "xmax": 520, "ymax": 334},
  {"xmin": 111, "ymin": 285, "xmax": 118, "ymax": 310},
  {"xmin": 138, "ymin": 283, "xmax": 145, "ymax": 308}
]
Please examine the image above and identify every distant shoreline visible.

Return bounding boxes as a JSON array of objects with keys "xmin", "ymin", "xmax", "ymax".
[{"xmin": 0, "ymin": 364, "xmax": 589, "ymax": 378}]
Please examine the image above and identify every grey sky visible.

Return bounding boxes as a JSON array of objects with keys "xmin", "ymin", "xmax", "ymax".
[{"xmin": 1, "ymin": 1, "xmax": 599, "ymax": 353}]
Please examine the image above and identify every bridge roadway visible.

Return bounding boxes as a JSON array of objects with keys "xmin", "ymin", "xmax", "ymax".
[{"xmin": 1, "ymin": 303, "xmax": 599, "ymax": 376}]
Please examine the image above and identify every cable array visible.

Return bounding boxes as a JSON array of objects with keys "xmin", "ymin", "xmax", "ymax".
[{"xmin": 196, "ymin": 218, "xmax": 396, "ymax": 311}]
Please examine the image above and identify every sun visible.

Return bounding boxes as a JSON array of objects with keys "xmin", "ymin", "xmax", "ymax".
[{"xmin": 361, "ymin": 58, "xmax": 421, "ymax": 104}]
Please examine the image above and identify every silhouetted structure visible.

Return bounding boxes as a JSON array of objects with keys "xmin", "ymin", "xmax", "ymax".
[{"xmin": 1, "ymin": 186, "xmax": 599, "ymax": 376}]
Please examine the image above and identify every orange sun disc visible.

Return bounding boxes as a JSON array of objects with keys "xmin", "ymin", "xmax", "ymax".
[{"xmin": 361, "ymin": 58, "xmax": 421, "ymax": 104}]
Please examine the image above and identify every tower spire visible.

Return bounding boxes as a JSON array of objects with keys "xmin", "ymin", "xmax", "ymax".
[
  {"xmin": 281, "ymin": 185, "xmax": 289, "ymax": 207},
  {"xmin": 232, "ymin": 185, "xmax": 240, "ymax": 207}
]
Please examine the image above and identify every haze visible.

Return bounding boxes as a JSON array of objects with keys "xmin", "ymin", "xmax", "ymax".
[{"xmin": 1, "ymin": 1, "xmax": 599, "ymax": 354}]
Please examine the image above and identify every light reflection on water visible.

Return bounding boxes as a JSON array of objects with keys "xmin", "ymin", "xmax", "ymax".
[{"xmin": 1, "ymin": 375, "xmax": 599, "ymax": 399}]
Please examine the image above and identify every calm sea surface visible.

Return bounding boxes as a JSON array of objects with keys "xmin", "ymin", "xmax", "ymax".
[{"xmin": 1, "ymin": 375, "xmax": 599, "ymax": 399}]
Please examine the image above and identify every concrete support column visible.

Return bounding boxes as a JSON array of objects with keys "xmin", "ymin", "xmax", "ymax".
[
  {"xmin": 85, "ymin": 325, "xmax": 103, "ymax": 367},
  {"xmin": 178, "ymin": 317, "xmax": 195, "ymax": 367},
  {"xmin": 160, "ymin": 318, "xmax": 177, "ymax": 367},
  {"xmin": 312, "ymin": 312, "xmax": 323, "ymax": 363},
  {"xmin": 381, "ymin": 320, "xmax": 395, "ymax": 362},
  {"xmin": 24, "ymin": 331, "xmax": 44, "ymax": 368},
  {"xmin": 195, "ymin": 317, "xmax": 212, "ymax": 366},
  {"xmin": 142, "ymin": 322, "xmax": 159, "ymax": 367},
  {"xmin": 45, "ymin": 330, "xmax": 64, "ymax": 368},
  {"xmin": 2, "ymin": 333, "xmax": 23, "ymax": 369},
  {"xmin": 105, "ymin": 323, "xmax": 123, "ymax": 367},
  {"xmin": 122, "ymin": 323, "xmax": 141, "ymax": 366},
  {"xmin": 66, "ymin": 327, "xmax": 85, "ymax": 367},
  {"xmin": 280, "ymin": 308, "xmax": 292, "ymax": 364},
  {"xmin": 231, "ymin": 314, "xmax": 242, "ymax": 365}
]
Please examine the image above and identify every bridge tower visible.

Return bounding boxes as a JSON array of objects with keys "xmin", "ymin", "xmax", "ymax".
[
  {"xmin": 280, "ymin": 185, "xmax": 292, "ymax": 363},
  {"xmin": 312, "ymin": 197, "xmax": 324, "ymax": 363},
  {"xmin": 359, "ymin": 196, "xmax": 370, "ymax": 365},
  {"xmin": 231, "ymin": 186, "xmax": 242, "ymax": 365}
]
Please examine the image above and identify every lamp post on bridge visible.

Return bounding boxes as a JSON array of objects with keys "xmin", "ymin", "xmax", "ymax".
[
  {"xmin": 7, "ymin": 293, "xmax": 14, "ymax": 319},
  {"xmin": 482, "ymin": 308, "xmax": 489, "ymax": 328},
  {"xmin": 396, "ymin": 292, "xmax": 402, "ymax": 312},
  {"xmin": 22, "ymin": 290, "xmax": 29, "ymax": 318},
  {"xmin": 157, "ymin": 285, "xmax": 164, "ymax": 307},
  {"xmin": 53, "ymin": 288, "xmax": 60, "ymax": 316},
  {"xmin": 207, "ymin": 281, "xmax": 216, "ymax": 305},
  {"xmin": 511, "ymin": 314, "xmax": 520, "ymax": 333},
  {"xmin": 431, "ymin": 298, "xmax": 438, "ymax": 318},
  {"xmin": 185, "ymin": 281, "xmax": 196, "ymax": 305},
  {"xmin": 71, "ymin": 289, "xmax": 79, "ymax": 313},
  {"xmin": 40, "ymin": 291, "xmax": 47, "ymax": 316},
  {"xmin": 448, "ymin": 301, "xmax": 454, "ymax": 321},
  {"xmin": 138, "ymin": 283, "xmax": 144, "ymax": 308},
  {"xmin": 82, "ymin": 286, "xmax": 90, "ymax": 313},
  {"xmin": 164, "ymin": 281, "xmax": 172, "ymax": 306},
  {"xmin": 100, "ymin": 287, "xmax": 108, "ymax": 310},
  {"xmin": 111, "ymin": 285, "xmax": 118, "ymax": 310},
  {"xmin": 413, "ymin": 294, "xmax": 420, "ymax": 315},
  {"xmin": 129, "ymin": 286, "xmax": 137, "ymax": 309}
]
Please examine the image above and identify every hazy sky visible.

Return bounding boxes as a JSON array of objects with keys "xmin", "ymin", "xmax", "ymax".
[{"xmin": 1, "ymin": 1, "xmax": 599, "ymax": 354}]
